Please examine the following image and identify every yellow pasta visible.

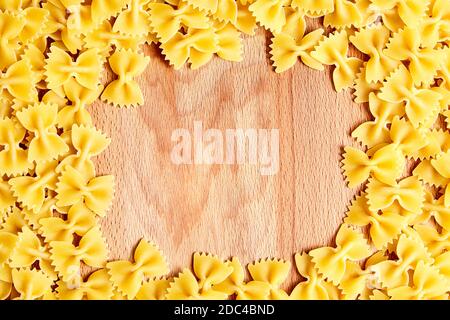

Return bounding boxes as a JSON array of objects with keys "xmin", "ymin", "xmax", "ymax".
[
  {"xmin": 1, "ymin": 0, "xmax": 450, "ymax": 301},
  {"xmin": 16, "ymin": 103, "xmax": 69, "ymax": 163},
  {"xmin": 50, "ymin": 227, "xmax": 108, "ymax": 282},
  {"xmin": 311, "ymin": 30, "xmax": 363, "ymax": 91},
  {"xmin": 107, "ymin": 239, "xmax": 168, "ymax": 299},
  {"xmin": 309, "ymin": 225, "xmax": 371, "ymax": 285},
  {"xmin": 101, "ymin": 49, "xmax": 150, "ymax": 107},
  {"xmin": 166, "ymin": 253, "xmax": 232, "ymax": 299}
]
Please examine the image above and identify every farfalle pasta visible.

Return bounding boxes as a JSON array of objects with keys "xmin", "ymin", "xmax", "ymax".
[
  {"xmin": 45, "ymin": 46, "xmax": 102, "ymax": 91},
  {"xmin": 0, "ymin": 10, "xmax": 24, "ymax": 70},
  {"xmin": 106, "ymin": 239, "xmax": 168, "ymax": 299},
  {"xmin": 213, "ymin": 257, "xmax": 272, "ymax": 300},
  {"xmin": 309, "ymin": 225, "xmax": 371, "ymax": 285},
  {"xmin": 166, "ymin": 253, "xmax": 232, "ymax": 300},
  {"xmin": 16, "ymin": 103, "xmax": 69, "ymax": 163},
  {"xmin": 50, "ymin": 227, "xmax": 108, "ymax": 282},
  {"xmin": 290, "ymin": 253, "xmax": 340, "ymax": 300},
  {"xmin": 345, "ymin": 194, "xmax": 408, "ymax": 249},
  {"xmin": 379, "ymin": 64, "xmax": 442, "ymax": 127},
  {"xmin": 56, "ymin": 166, "xmax": 114, "ymax": 217},
  {"xmin": 342, "ymin": 144, "xmax": 404, "ymax": 187},
  {"xmin": 0, "ymin": 0, "xmax": 450, "ymax": 302},
  {"xmin": 247, "ymin": 258, "xmax": 291, "ymax": 299},
  {"xmin": 311, "ymin": 31, "xmax": 363, "ymax": 92},
  {"xmin": 101, "ymin": 49, "xmax": 150, "ymax": 107},
  {"xmin": 0, "ymin": 117, "xmax": 33, "ymax": 176}
]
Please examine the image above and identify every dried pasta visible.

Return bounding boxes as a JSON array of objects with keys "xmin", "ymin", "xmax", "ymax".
[{"xmin": 0, "ymin": 0, "xmax": 449, "ymax": 301}]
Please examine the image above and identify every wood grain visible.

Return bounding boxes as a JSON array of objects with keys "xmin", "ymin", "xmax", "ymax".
[{"xmin": 90, "ymin": 28, "xmax": 369, "ymax": 289}]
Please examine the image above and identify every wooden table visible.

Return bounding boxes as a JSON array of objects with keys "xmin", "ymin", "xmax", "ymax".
[{"xmin": 91, "ymin": 28, "xmax": 369, "ymax": 289}]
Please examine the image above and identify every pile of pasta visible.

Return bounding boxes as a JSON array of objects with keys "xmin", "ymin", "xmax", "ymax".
[{"xmin": 0, "ymin": 0, "xmax": 450, "ymax": 300}]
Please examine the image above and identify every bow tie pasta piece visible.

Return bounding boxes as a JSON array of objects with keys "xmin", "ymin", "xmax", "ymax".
[
  {"xmin": 0, "ymin": 59, "xmax": 37, "ymax": 102},
  {"xmin": 21, "ymin": 45, "xmax": 47, "ymax": 87},
  {"xmin": 344, "ymin": 194, "xmax": 409, "ymax": 249},
  {"xmin": 57, "ymin": 269, "xmax": 114, "ymax": 300},
  {"xmin": 420, "ymin": 0, "xmax": 450, "ymax": 48},
  {"xmin": 64, "ymin": 4, "xmax": 97, "ymax": 38},
  {"xmin": 370, "ymin": 234, "xmax": 433, "ymax": 289},
  {"xmin": 418, "ymin": 193, "xmax": 450, "ymax": 231},
  {"xmin": 414, "ymin": 224, "xmax": 450, "ymax": 258},
  {"xmin": 56, "ymin": 166, "xmax": 115, "ymax": 217},
  {"xmin": 384, "ymin": 27, "xmax": 445, "ymax": 86},
  {"xmin": 310, "ymin": 225, "xmax": 371, "ymax": 285},
  {"xmin": 352, "ymin": 67, "xmax": 384, "ymax": 103},
  {"xmin": 413, "ymin": 158, "xmax": 450, "ymax": 189},
  {"xmin": 379, "ymin": 65, "xmax": 442, "ymax": 128},
  {"xmin": 311, "ymin": 30, "xmax": 363, "ymax": 92},
  {"xmin": 232, "ymin": 1, "xmax": 257, "ymax": 35},
  {"xmin": 351, "ymin": 94, "xmax": 404, "ymax": 148},
  {"xmin": 270, "ymin": 28, "xmax": 324, "ymax": 73},
  {"xmin": 277, "ymin": 7, "xmax": 306, "ymax": 41},
  {"xmin": 9, "ymin": 161, "xmax": 59, "ymax": 214},
  {"xmin": 160, "ymin": 27, "xmax": 218, "ymax": 70},
  {"xmin": 186, "ymin": 0, "xmax": 238, "ymax": 23},
  {"xmin": 136, "ymin": 278, "xmax": 171, "ymax": 300},
  {"xmin": 0, "ymin": 231, "xmax": 17, "ymax": 265},
  {"xmin": 0, "ymin": 263, "xmax": 12, "ymax": 300},
  {"xmin": 338, "ymin": 261, "xmax": 371, "ymax": 300},
  {"xmin": 290, "ymin": 252, "xmax": 341, "ymax": 300},
  {"xmin": 212, "ymin": 257, "xmax": 271, "ymax": 300},
  {"xmin": 148, "ymin": 2, "xmax": 211, "ymax": 43},
  {"xmin": 214, "ymin": 23, "xmax": 243, "ymax": 62},
  {"xmin": 434, "ymin": 251, "xmax": 450, "ymax": 282},
  {"xmin": 248, "ymin": 0, "xmax": 287, "ymax": 33},
  {"xmin": 342, "ymin": 144, "xmax": 404, "ymax": 187},
  {"xmin": 11, "ymin": 268, "xmax": 53, "ymax": 300},
  {"xmin": 0, "ymin": 97, "xmax": 12, "ymax": 118},
  {"xmin": 9, "ymin": 226, "xmax": 51, "ymax": 269},
  {"xmin": 16, "ymin": 103, "xmax": 69, "ymax": 163},
  {"xmin": 349, "ymin": 24, "xmax": 399, "ymax": 84},
  {"xmin": 388, "ymin": 261, "xmax": 448, "ymax": 300},
  {"xmin": 212, "ymin": 0, "xmax": 239, "ymax": 23},
  {"xmin": 22, "ymin": 197, "xmax": 57, "ymax": 232},
  {"xmin": 291, "ymin": 0, "xmax": 334, "ymax": 16},
  {"xmin": 323, "ymin": 0, "xmax": 362, "ymax": 29},
  {"xmin": 91, "ymin": 0, "xmax": 131, "ymax": 24},
  {"xmin": 353, "ymin": 0, "xmax": 379, "ymax": 28},
  {"xmin": 113, "ymin": 0, "xmax": 151, "ymax": 36},
  {"xmin": 409, "ymin": 129, "xmax": 450, "ymax": 161},
  {"xmin": 57, "ymin": 124, "xmax": 110, "ymax": 179},
  {"xmin": 370, "ymin": 0, "xmax": 430, "ymax": 29},
  {"xmin": 84, "ymin": 21, "xmax": 146, "ymax": 58},
  {"xmin": 57, "ymin": 80, "xmax": 103, "ymax": 130},
  {"xmin": 366, "ymin": 176, "xmax": 425, "ymax": 215},
  {"xmin": 106, "ymin": 239, "xmax": 169, "ymax": 299},
  {"xmin": 0, "ymin": 178, "xmax": 15, "ymax": 215},
  {"xmin": 0, "ymin": 117, "xmax": 33, "ymax": 177},
  {"xmin": 0, "ymin": 10, "xmax": 25, "ymax": 70},
  {"xmin": 1, "ymin": 207, "xmax": 27, "ymax": 234},
  {"xmin": 40, "ymin": 202, "xmax": 97, "ymax": 243},
  {"xmin": 430, "ymin": 151, "xmax": 450, "ymax": 206},
  {"xmin": 247, "ymin": 258, "xmax": 291, "ymax": 300},
  {"xmin": 388, "ymin": 116, "xmax": 427, "ymax": 157},
  {"xmin": 101, "ymin": 49, "xmax": 149, "ymax": 107},
  {"xmin": 50, "ymin": 227, "xmax": 108, "ymax": 282},
  {"xmin": 45, "ymin": 46, "xmax": 102, "ymax": 91},
  {"xmin": 19, "ymin": 7, "xmax": 49, "ymax": 44},
  {"xmin": 166, "ymin": 268, "xmax": 228, "ymax": 300},
  {"xmin": 166, "ymin": 253, "xmax": 232, "ymax": 300}
]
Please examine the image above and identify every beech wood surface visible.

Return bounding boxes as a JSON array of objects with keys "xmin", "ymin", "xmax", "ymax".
[{"xmin": 91, "ymin": 27, "xmax": 369, "ymax": 288}]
